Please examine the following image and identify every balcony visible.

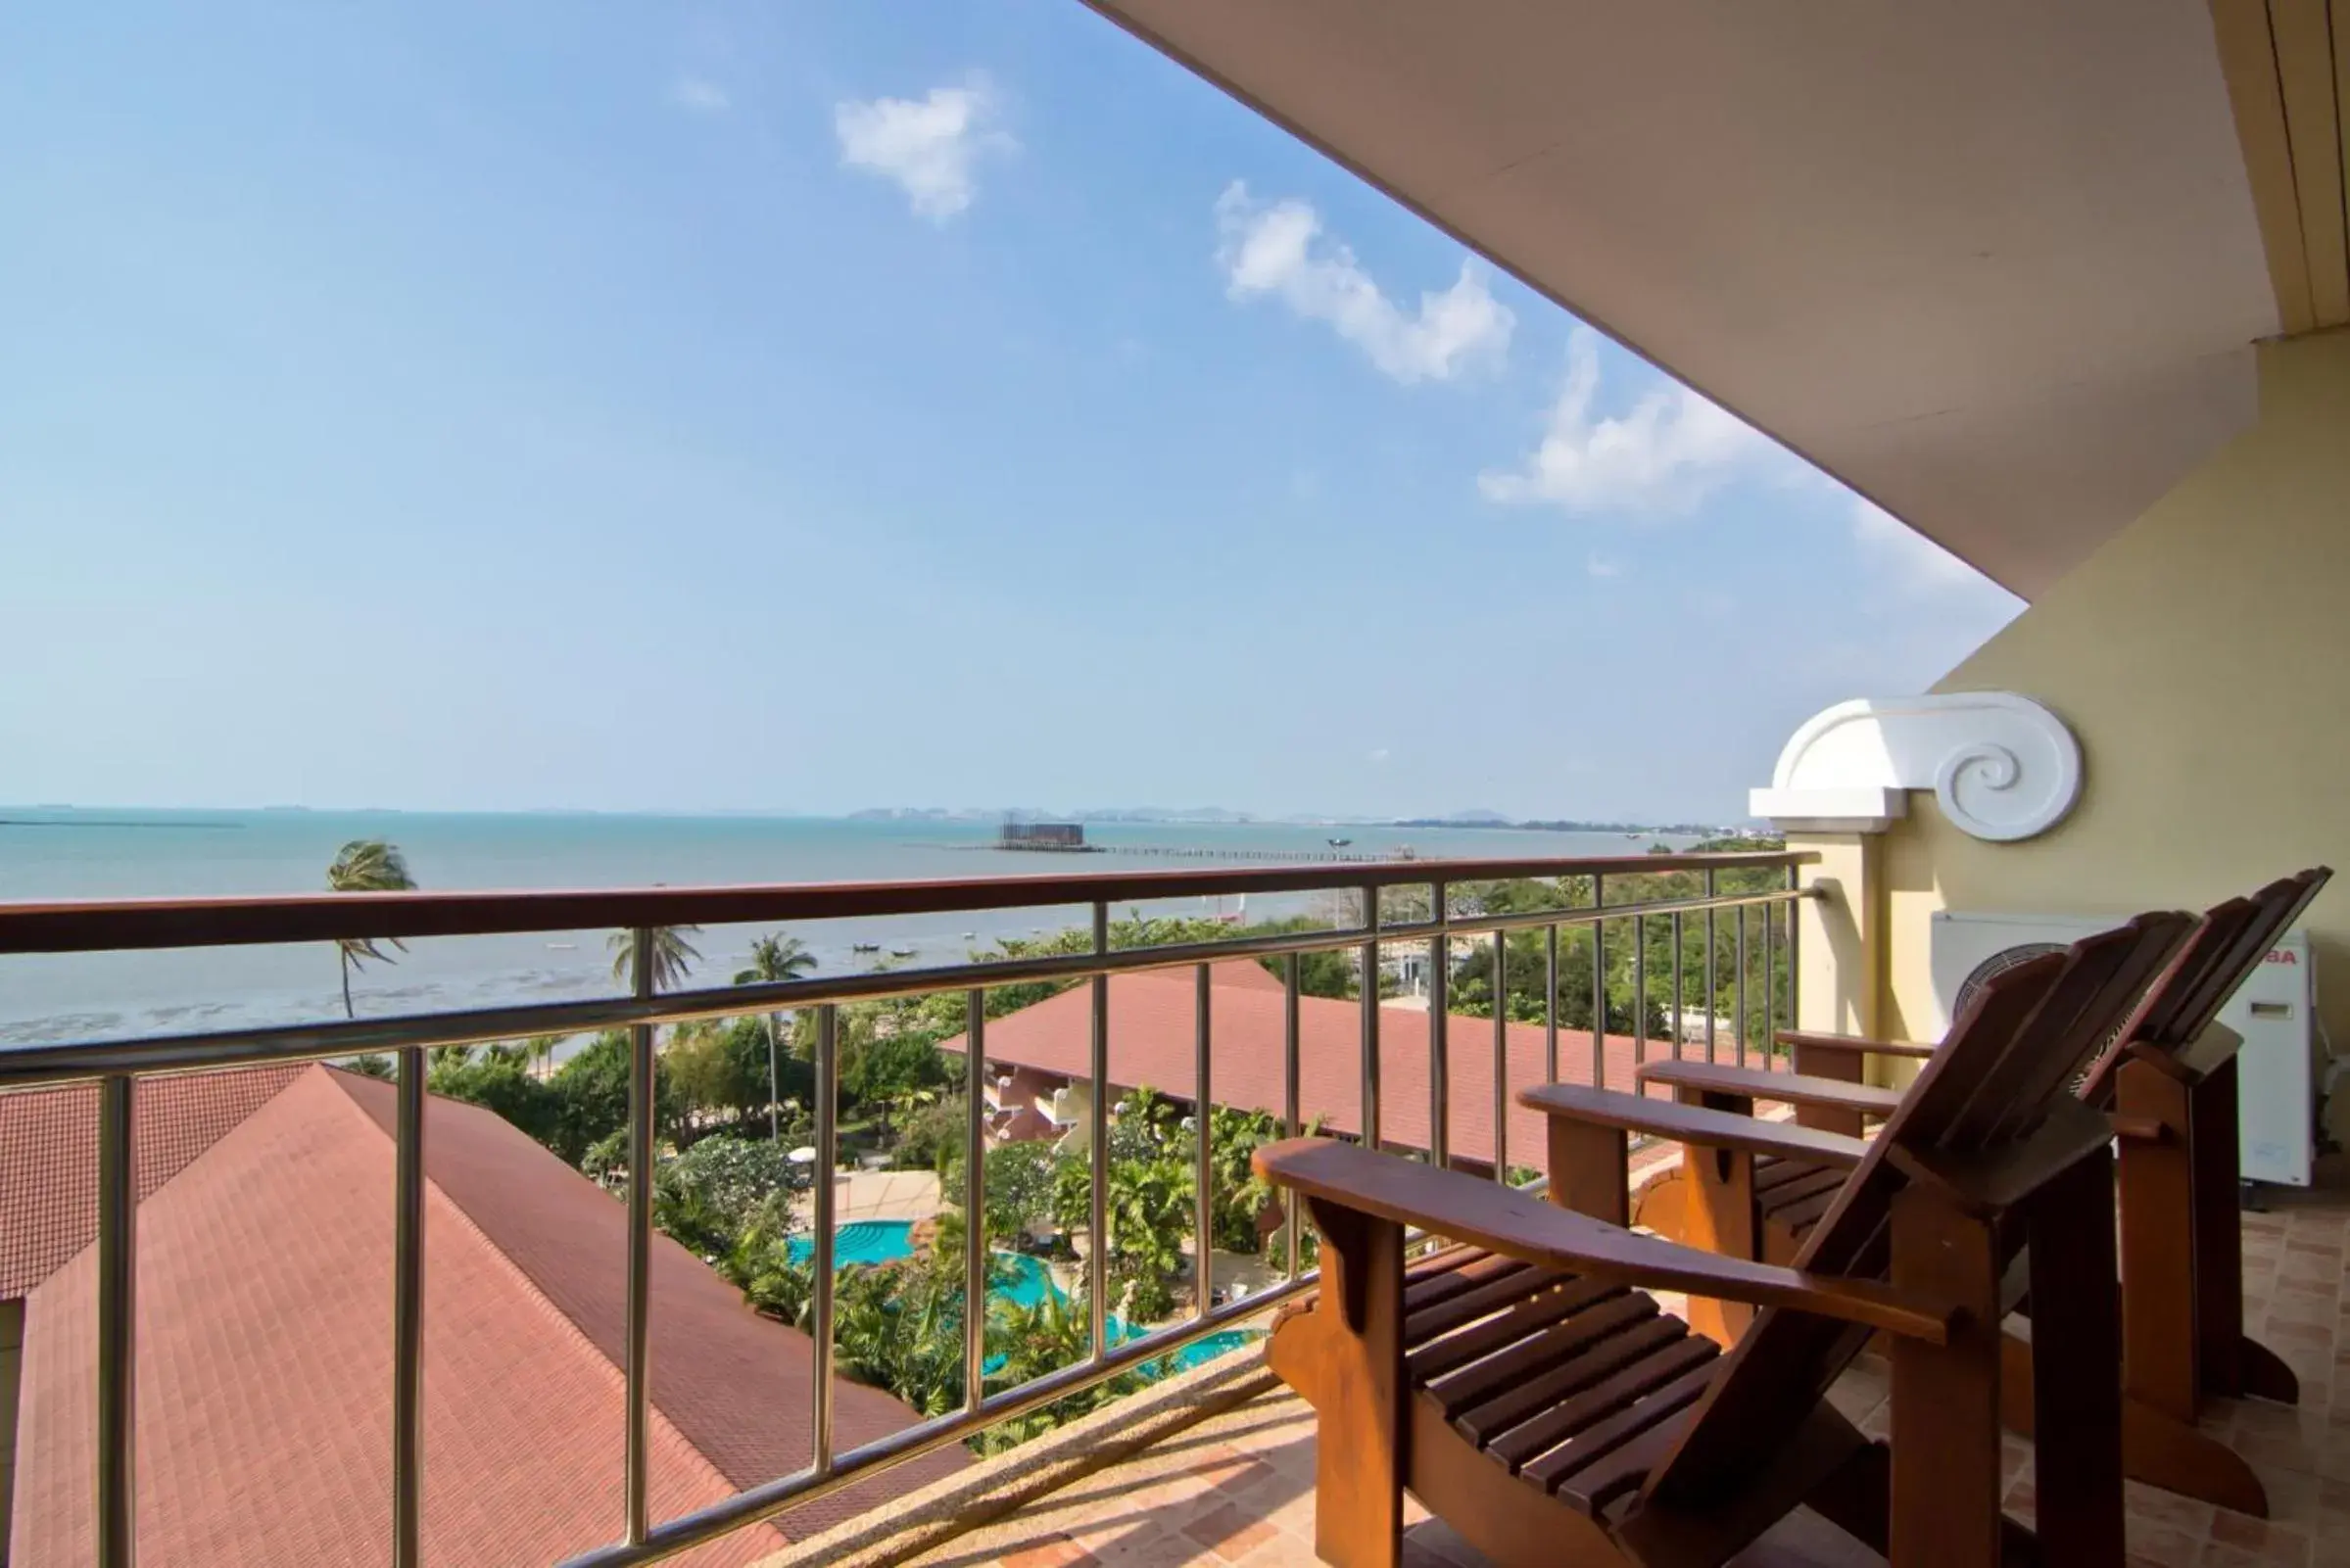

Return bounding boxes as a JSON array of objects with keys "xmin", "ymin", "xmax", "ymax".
[{"xmin": 0, "ymin": 851, "xmax": 1806, "ymax": 1568}]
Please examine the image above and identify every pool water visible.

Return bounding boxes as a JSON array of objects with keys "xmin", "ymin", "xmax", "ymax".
[
  {"xmin": 784, "ymin": 1220, "xmax": 1056, "ymax": 1307},
  {"xmin": 781, "ymin": 1218, "xmax": 1259, "ymax": 1372}
]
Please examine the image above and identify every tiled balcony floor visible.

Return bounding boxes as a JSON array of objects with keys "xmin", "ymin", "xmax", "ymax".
[{"xmin": 908, "ymin": 1182, "xmax": 2350, "ymax": 1568}]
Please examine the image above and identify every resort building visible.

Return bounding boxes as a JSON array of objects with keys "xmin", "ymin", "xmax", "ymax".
[{"xmin": 939, "ymin": 960, "xmax": 1648, "ymax": 1178}]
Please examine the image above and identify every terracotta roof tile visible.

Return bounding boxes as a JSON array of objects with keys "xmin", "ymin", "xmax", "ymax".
[
  {"xmin": 330, "ymin": 1070, "xmax": 964, "ymax": 1535},
  {"xmin": 941, "ymin": 966, "xmax": 1759, "ymax": 1174},
  {"xmin": 0, "ymin": 1064, "xmax": 306, "ymax": 1299},
  {"xmin": 8, "ymin": 1064, "xmax": 964, "ymax": 1565}
]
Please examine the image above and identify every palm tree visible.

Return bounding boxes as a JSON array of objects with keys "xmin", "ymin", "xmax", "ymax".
[
  {"xmin": 326, "ymin": 839, "xmax": 416, "ymax": 1019},
  {"xmin": 609, "ymin": 924, "xmax": 703, "ymax": 993},
  {"xmin": 518, "ymin": 1032, "xmax": 566, "ymax": 1079},
  {"xmin": 736, "ymin": 934, "xmax": 817, "ymax": 1142}
]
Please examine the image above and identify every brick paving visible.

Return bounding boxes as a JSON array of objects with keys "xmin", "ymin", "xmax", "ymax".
[{"xmin": 902, "ymin": 1182, "xmax": 2350, "ymax": 1568}]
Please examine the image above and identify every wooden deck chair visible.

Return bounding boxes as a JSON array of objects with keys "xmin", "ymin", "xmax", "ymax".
[
  {"xmin": 1258, "ymin": 911, "xmax": 2194, "ymax": 1568},
  {"xmin": 1617, "ymin": 868, "xmax": 2329, "ymax": 1516}
]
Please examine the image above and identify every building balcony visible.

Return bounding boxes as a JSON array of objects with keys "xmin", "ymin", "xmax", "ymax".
[
  {"xmin": 3, "ymin": 799, "xmax": 2344, "ymax": 1568},
  {"xmin": 0, "ymin": 850, "xmax": 1813, "ymax": 1566}
]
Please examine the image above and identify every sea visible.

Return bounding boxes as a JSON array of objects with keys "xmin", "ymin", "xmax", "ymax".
[{"xmin": 0, "ymin": 810, "xmax": 1695, "ymax": 1048}]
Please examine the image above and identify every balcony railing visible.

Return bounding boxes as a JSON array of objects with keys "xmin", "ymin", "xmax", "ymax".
[{"xmin": 0, "ymin": 849, "xmax": 1814, "ymax": 1568}]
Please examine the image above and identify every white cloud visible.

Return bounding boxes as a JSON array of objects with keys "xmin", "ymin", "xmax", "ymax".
[
  {"xmin": 1367, "ymin": 747, "xmax": 1392, "ymax": 764},
  {"xmin": 671, "ymin": 76, "xmax": 730, "ymax": 114},
  {"xmin": 1585, "ymin": 553, "xmax": 1624, "ymax": 579},
  {"xmin": 1214, "ymin": 182, "xmax": 1512, "ymax": 384},
  {"xmin": 835, "ymin": 76, "xmax": 1011, "ymax": 223},
  {"xmin": 1479, "ymin": 328, "xmax": 1775, "ymax": 515}
]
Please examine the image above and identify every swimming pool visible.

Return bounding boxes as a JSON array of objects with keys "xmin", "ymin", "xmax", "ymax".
[
  {"xmin": 782, "ymin": 1218, "xmax": 1259, "ymax": 1372},
  {"xmin": 785, "ymin": 1219, "xmax": 1057, "ymax": 1307}
]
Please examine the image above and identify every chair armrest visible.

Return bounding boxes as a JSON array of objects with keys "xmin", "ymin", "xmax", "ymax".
[
  {"xmin": 1518, "ymin": 1082, "xmax": 1867, "ymax": 1168},
  {"xmin": 1256, "ymin": 1138, "xmax": 1953, "ymax": 1344},
  {"xmin": 1775, "ymin": 1029, "xmax": 1939, "ymax": 1062},
  {"xmin": 1635, "ymin": 1060, "xmax": 1905, "ymax": 1117}
]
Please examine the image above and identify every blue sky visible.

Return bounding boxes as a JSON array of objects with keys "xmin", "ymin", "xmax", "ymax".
[{"xmin": 0, "ymin": 1, "xmax": 2020, "ymax": 824}]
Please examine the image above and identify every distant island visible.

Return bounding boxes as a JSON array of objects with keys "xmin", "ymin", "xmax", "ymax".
[{"xmin": 844, "ymin": 804, "xmax": 1757, "ymax": 836}]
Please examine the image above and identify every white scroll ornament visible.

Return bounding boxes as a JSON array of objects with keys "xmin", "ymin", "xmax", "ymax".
[{"xmin": 1747, "ymin": 692, "xmax": 2082, "ymax": 842}]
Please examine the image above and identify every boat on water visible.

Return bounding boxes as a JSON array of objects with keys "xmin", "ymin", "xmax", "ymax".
[
  {"xmin": 1327, "ymin": 836, "xmax": 1353, "ymax": 848},
  {"xmin": 888, "ymin": 946, "xmax": 916, "ymax": 959},
  {"xmin": 851, "ymin": 941, "xmax": 882, "ymax": 954}
]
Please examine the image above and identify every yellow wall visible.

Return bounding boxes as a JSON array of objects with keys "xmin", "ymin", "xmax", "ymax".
[{"xmin": 1875, "ymin": 331, "xmax": 2350, "ymax": 1102}]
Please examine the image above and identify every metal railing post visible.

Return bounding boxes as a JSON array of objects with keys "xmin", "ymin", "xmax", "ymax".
[
  {"xmin": 1762, "ymin": 889, "xmax": 1777, "ymax": 1055},
  {"xmin": 1590, "ymin": 875, "xmax": 1607, "ymax": 1088},
  {"xmin": 1087, "ymin": 904, "xmax": 1110, "ymax": 1359},
  {"xmin": 811, "ymin": 1003, "xmax": 839, "ymax": 1472},
  {"xmin": 1492, "ymin": 929, "xmax": 1509, "ymax": 1180},
  {"xmin": 963, "ymin": 990, "xmax": 986, "ymax": 1415},
  {"xmin": 393, "ymin": 1047, "xmax": 427, "ymax": 1568},
  {"xmin": 1358, "ymin": 883, "xmax": 1380, "ymax": 1152},
  {"xmin": 1785, "ymin": 864, "xmax": 1802, "ymax": 1036},
  {"xmin": 1735, "ymin": 904, "xmax": 1751, "ymax": 1068},
  {"xmin": 1544, "ymin": 923, "xmax": 1559, "ymax": 1084},
  {"xmin": 624, "ymin": 932, "xmax": 655, "ymax": 1543},
  {"xmin": 1632, "ymin": 915, "xmax": 1647, "ymax": 1071},
  {"xmin": 1703, "ymin": 871, "xmax": 1719, "ymax": 1064},
  {"xmin": 1671, "ymin": 911, "xmax": 1686, "ymax": 1064},
  {"xmin": 1283, "ymin": 953, "xmax": 1301, "ymax": 1277},
  {"xmin": 1428, "ymin": 881, "xmax": 1449, "ymax": 1169},
  {"xmin": 96, "ymin": 1073, "xmax": 136, "ymax": 1568},
  {"xmin": 1194, "ymin": 964, "xmax": 1213, "ymax": 1319}
]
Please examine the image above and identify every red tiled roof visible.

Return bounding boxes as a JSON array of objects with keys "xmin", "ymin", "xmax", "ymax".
[
  {"xmin": 0, "ymin": 1064, "xmax": 307, "ymax": 1299},
  {"xmin": 330, "ymin": 1070, "xmax": 957, "ymax": 1529},
  {"xmin": 9, "ymin": 1065, "xmax": 962, "ymax": 1566},
  {"xmin": 941, "ymin": 963, "xmax": 1684, "ymax": 1174},
  {"xmin": 1197, "ymin": 958, "xmax": 1285, "ymax": 993}
]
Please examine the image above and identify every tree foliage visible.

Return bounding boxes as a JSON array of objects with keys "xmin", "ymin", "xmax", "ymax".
[
  {"xmin": 324, "ymin": 838, "xmax": 416, "ymax": 1019},
  {"xmin": 609, "ymin": 924, "xmax": 704, "ymax": 993}
]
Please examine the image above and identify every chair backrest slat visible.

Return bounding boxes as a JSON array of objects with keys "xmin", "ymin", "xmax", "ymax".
[
  {"xmin": 2079, "ymin": 869, "xmax": 2330, "ymax": 1103},
  {"xmin": 1641, "ymin": 911, "xmax": 2196, "ymax": 1510}
]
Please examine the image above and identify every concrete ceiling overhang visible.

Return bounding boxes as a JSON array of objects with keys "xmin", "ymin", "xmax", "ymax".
[{"xmin": 1086, "ymin": 1, "xmax": 2283, "ymax": 600}]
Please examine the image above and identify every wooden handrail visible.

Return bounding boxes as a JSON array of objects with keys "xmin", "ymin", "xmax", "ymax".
[
  {"xmin": 1775, "ymin": 1028, "xmax": 1939, "ymax": 1061},
  {"xmin": 1255, "ymin": 1137, "xmax": 1955, "ymax": 1343},
  {"xmin": 0, "ymin": 850, "xmax": 1813, "ymax": 954},
  {"xmin": 1633, "ymin": 1060, "xmax": 1906, "ymax": 1116},
  {"xmin": 1519, "ymin": 1082, "xmax": 1870, "ymax": 1167}
]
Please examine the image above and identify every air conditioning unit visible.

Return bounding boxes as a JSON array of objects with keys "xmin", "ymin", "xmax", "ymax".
[{"xmin": 1930, "ymin": 912, "xmax": 2317, "ymax": 1187}]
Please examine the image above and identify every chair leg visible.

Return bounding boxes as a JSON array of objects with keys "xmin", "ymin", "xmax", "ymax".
[
  {"xmin": 1791, "ymin": 1042, "xmax": 1869, "ymax": 1138},
  {"xmin": 1675, "ymin": 1091, "xmax": 1758, "ymax": 1345},
  {"xmin": 1549, "ymin": 1117, "xmax": 1630, "ymax": 1224},
  {"xmin": 2001, "ymin": 1335, "xmax": 2272, "ymax": 1518},
  {"xmin": 2117, "ymin": 1396, "xmax": 2271, "ymax": 1517},
  {"xmin": 1889, "ymin": 1183, "xmax": 2004, "ymax": 1568},
  {"xmin": 2237, "ymin": 1337, "xmax": 2301, "ymax": 1405},
  {"xmin": 2189, "ymin": 1061, "xmax": 2292, "ymax": 1403},
  {"xmin": 2024, "ymin": 1145, "xmax": 2125, "ymax": 1566},
  {"xmin": 2116, "ymin": 1059, "xmax": 2199, "ymax": 1423},
  {"xmin": 1304, "ymin": 1198, "xmax": 1406, "ymax": 1568}
]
